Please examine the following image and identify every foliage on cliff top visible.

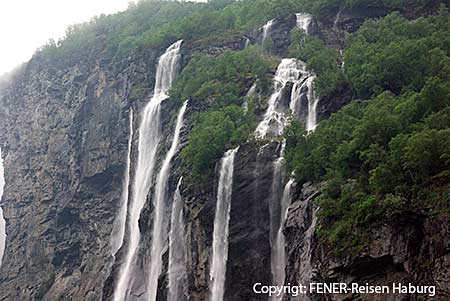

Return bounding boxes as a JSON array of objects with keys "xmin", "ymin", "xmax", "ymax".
[
  {"xmin": 344, "ymin": 10, "xmax": 450, "ymax": 99},
  {"xmin": 170, "ymin": 46, "xmax": 274, "ymax": 107},
  {"xmin": 181, "ymin": 105, "xmax": 254, "ymax": 184},
  {"xmin": 37, "ymin": 0, "xmax": 448, "ymax": 64},
  {"xmin": 284, "ymin": 11, "xmax": 450, "ymax": 252},
  {"xmin": 174, "ymin": 47, "xmax": 269, "ymax": 183},
  {"xmin": 288, "ymin": 29, "xmax": 347, "ymax": 97},
  {"xmin": 38, "ymin": 0, "xmax": 309, "ymax": 62}
]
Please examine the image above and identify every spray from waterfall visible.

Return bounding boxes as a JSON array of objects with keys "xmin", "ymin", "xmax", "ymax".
[
  {"xmin": 209, "ymin": 147, "xmax": 239, "ymax": 301},
  {"xmin": 147, "ymin": 100, "xmax": 188, "ymax": 301},
  {"xmin": 271, "ymin": 178, "xmax": 295, "ymax": 300},
  {"xmin": 0, "ymin": 148, "xmax": 6, "ymax": 267},
  {"xmin": 110, "ymin": 109, "xmax": 134, "ymax": 257},
  {"xmin": 113, "ymin": 40, "xmax": 183, "ymax": 301},
  {"xmin": 168, "ymin": 177, "xmax": 187, "ymax": 301}
]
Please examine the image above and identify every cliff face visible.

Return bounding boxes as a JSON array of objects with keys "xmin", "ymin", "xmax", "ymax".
[
  {"xmin": 0, "ymin": 45, "xmax": 161, "ymax": 299},
  {"xmin": 0, "ymin": 5, "xmax": 446, "ymax": 301},
  {"xmin": 283, "ymin": 184, "xmax": 450, "ymax": 300}
]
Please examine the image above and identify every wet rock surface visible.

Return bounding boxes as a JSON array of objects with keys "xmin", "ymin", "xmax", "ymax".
[
  {"xmin": 0, "ymin": 6, "xmax": 446, "ymax": 301},
  {"xmin": 284, "ymin": 184, "xmax": 450, "ymax": 301}
]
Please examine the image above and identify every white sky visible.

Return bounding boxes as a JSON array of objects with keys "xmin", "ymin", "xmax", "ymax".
[{"xmin": 0, "ymin": 0, "xmax": 136, "ymax": 76}]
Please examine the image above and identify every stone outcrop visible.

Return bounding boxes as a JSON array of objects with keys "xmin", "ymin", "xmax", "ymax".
[
  {"xmin": 283, "ymin": 183, "xmax": 450, "ymax": 301},
  {"xmin": 0, "ymin": 5, "xmax": 446, "ymax": 301},
  {"xmin": 0, "ymin": 45, "xmax": 160, "ymax": 300}
]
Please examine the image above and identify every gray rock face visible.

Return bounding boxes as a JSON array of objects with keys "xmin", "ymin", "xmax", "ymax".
[
  {"xmin": 0, "ymin": 6, "xmax": 445, "ymax": 301},
  {"xmin": 283, "ymin": 184, "xmax": 450, "ymax": 301},
  {"xmin": 0, "ymin": 47, "xmax": 159, "ymax": 300}
]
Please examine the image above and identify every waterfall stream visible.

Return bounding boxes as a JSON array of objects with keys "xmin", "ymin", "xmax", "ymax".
[
  {"xmin": 269, "ymin": 142, "xmax": 286, "ymax": 254},
  {"xmin": 271, "ymin": 179, "xmax": 295, "ymax": 300},
  {"xmin": 114, "ymin": 40, "xmax": 183, "ymax": 301},
  {"xmin": 209, "ymin": 147, "xmax": 239, "ymax": 301},
  {"xmin": 305, "ymin": 76, "xmax": 319, "ymax": 131},
  {"xmin": 262, "ymin": 19, "xmax": 275, "ymax": 43},
  {"xmin": 296, "ymin": 13, "xmax": 312, "ymax": 34},
  {"xmin": 168, "ymin": 177, "xmax": 187, "ymax": 301},
  {"xmin": 147, "ymin": 100, "xmax": 188, "ymax": 301},
  {"xmin": 255, "ymin": 58, "xmax": 309, "ymax": 139},
  {"xmin": 0, "ymin": 148, "xmax": 6, "ymax": 267},
  {"xmin": 257, "ymin": 13, "xmax": 319, "ymax": 300},
  {"xmin": 110, "ymin": 109, "xmax": 134, "ymax": 257}
]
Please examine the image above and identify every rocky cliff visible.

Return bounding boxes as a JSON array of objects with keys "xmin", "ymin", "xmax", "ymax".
[
  {"xmin": 284, "ymin": 182, "xmax": 450, "ymax": 300},
  {"xmin": 0, "ymin": 3, "xmax": 446, "ymax": 301}
]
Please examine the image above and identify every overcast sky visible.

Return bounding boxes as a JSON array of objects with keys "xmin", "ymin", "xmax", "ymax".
[{"xmin": 0, "ymin": 0, "xmax": 136, "ymax": 76}]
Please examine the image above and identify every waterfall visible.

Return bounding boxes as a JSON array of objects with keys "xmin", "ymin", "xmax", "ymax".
[
  {"xmin": 168, "ymin": 177, "xmax": 187, "ymax": 301},
  {"xmin": 114, "ymin": 40, "xmax": 183, "ymax": 301},
  {"xmin": 242, "ymin": 82, "xmax": 257, "ymax": 114},
  {"xmin": 271, "ymin": 179, "xmax": 295, "ymax": 300},
  {"xmin": 305, "ymin": 76, "xmax": 319, "ymax": 132},
  {"xmin": 0, "ymin": 148, "xmax": 6, "ymax": 267},
  {"xmin": 255, "ymin": 59, "xmax": 309, "ymax": 139},
  {"xmin": 209, "ymin": 147, "xmax": 239, "ymax": 301},
  {"xmin": 298, "ymin": 208, "xmax": 318, "ymax": 301},
  {"xmin": 333, "ymin": 8, "xmax": 343, "ymax": 30},
  {"xmin": 295, "ymin": 13, "xmax": 312, "ymax": 34},
  {"xmin": 269, "ymin": 141, "xmax": 286, "ymax": 252},
  {"xmin": 262, "ymin": 19, "xmax": 275, "ymax": 43},
  {"xmin": 147, "ymin": 100, "xmax": 188, "ymax": 301},
  {"xmin": 289, "ymin": 75, "xmax": 319, "ymax": 132},
  {"xmin": 110, "ymin": 109, "xmax": 134, "ymax": 257},
  {"xmin": 244, "ymin": 37, "xmax": 250, "ymax": 48},
  {"xmin": 289, "ymin": 81, "xmax": 303, "ymax": 118}
]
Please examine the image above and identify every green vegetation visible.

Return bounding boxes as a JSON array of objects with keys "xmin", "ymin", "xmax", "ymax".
[
  {"xmin": 170, "ymin": 46, "xmax": 273, "ymax": 107},
  {"xmin": 38, "ymin": 0, "xmax": 449, "ymax": 63},
  {"xmin": 173, "ymin": 46, "xmax": 272, "ymax": 182},
  {"xmin": 288, "ymin": 28, "xmax": 347, "ymax": 97},
  {"xmin": 35, "ymin": 0, "xmax": 449, "ymax": 251},
  {"xmin": 39, "ymin": 0, "xmax": 206, "ymax": 62},
  {"xmin": 344, "ymin": 10, "xmax": 450, "ymax": 99},
  {"xmin": 181, "ymin": 106, "xmax": 254, "ymax": 183},
  {"xmin": 38, "ymin": 0, "xmax": 311, "ymax": 62},
  {"xmin": 285, "ymin": 10, "xmax": 450, "ymax": 252}
]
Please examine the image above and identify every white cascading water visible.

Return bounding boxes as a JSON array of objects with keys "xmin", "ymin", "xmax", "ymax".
[
  {"xmin": 296, "ymin": 13, "xmax": 312, "ymax": 34},
  {"xmin": 244, "ymin": 37, "xmax": 251, "ymax": 48},
  {"xmin": 289, "ymin": 80, "xmax": 303, "ymax": 118},
  {"xmin": 293, "ymin": 13, "xmax": 321, "ymax": 131},
  {"xmin": 147, "ymin": 100, "xmax": 188, "ymax": 301},
  {"xmin": 209, "ymin": 147, "xmax": 239, "ymax": 301},
  {"xmin": 0, "ymin": 148, "xmax": 6, "ymax": 267},
  {"xmin": 305, "ymin": 76, "xmax": 319, "ymax": 132},
  {"xmin": 271, "ymin": 178, "xmax": 295, "ymax": 300},
  {"xmin": 255, "ymin": 59, "xmax": 309, "ymax": 139},
  {"xmin": 114, "ymin": 40, "xmax": 183, "ymax": 301},
  {"xmin": 262, "ymin": 19, "xmax": 274, "ymax": 43},
  {"xmin": 168, "ymin": 177, "xmax": 187, "ymax": 301},
  {"xmin": 269, "ymin": 141, "xmax": 286, "ymax": 251},
  {"xmin": 242, "ymin": 82, "xmax": 257, "ymax": 114},
  {"xmin": 333, "ymin": 8, "xmax": 343, "ymax": 30},
  {"xmin": 110, "ymin": 109, "xmax": 134, "ymax": 257}
]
